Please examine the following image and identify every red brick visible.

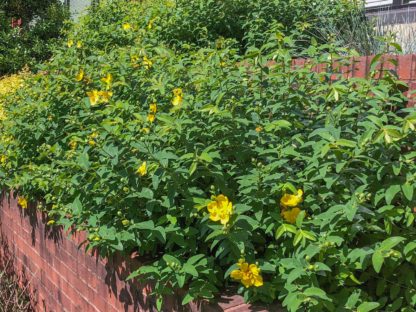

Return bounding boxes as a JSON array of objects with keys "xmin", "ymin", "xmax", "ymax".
[
  {"xmin": 352, "ymin": 56, "xmax": 367, "ymax": 78},
  {"xmin": 397, "ymin": 54, "xmax": 414, "ymax": 80}
]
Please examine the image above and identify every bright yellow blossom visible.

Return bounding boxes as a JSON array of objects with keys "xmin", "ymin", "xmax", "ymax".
[
  {"xmin": 122, "ymin": 23, "xmax": 131, "ymax": 30},
  {"xmin": 76, "ymin": 41, "xmax": 82, "ymax": 48},
  {"xmin": 147, "ymin": 114, "xmax": 155, "ymax": 123},
  {"xmin": 207, "ymin": 194, "xmax": 233, "ymax": 225},
  {"xmin": 100, "ymin": 73, "xmax": 113, "ymax": 88},
  {"xmin": 172, "ymin": 88, "xmax": 183, "ymax": 106},
  {"xmin": 87, "ymin": 90, "xmax": 100, "ymax": 106},
  {"xmin": 143, "ymin": 56, "xmax": 153, "ymax": 70},
  {"xmin": 98, "ymin": 91, "xmax": 113, "ymax": 103},
  {"xmin": 87, "ymin": 90, "xmax": 112, "ymax": 105},
  {"xmin": 69, "ymin": 140, "xmax": 78, "ymax": 150},
  {"xmin": 230, "ymin": 259, "xmax": 263, "ymax": 288},
  {"xmin": 281, "ymin": 207, "xmax": 301, "ymax": 224},
  {"xmin": 88, "ymin": 132, "xmax": 99, "ymax": 146},
  {"xmin": 131, "ymin": 55, "xmax": 140, "ymax": 68},
  {"xmin": 67, "ymin": 39, "xmax": 74, "ymax": 48},
  {"xmin": 0, "ymin": 155, "xmax": 7, "ymax": 165},
  {"xmin": 137, "ymin": 161, "xmax": 147, "ymax": 176},
  {"xmin": 280, "ymin": 189, "xmax": 303, "ymax": 208},
  {"xmin": 147, "ymin": 18, "xmax": 156, "ymax": 30},
  {"xmin": 75, "ymin": 69, "xmax": 84, "ymax": 82},
  {"xmin": 149, "ymin": 103, "xmax": 157, "ymax": 113},
  {"xmin": 17, "ymin": 196, "xmax": 28, "ymax": 209}
]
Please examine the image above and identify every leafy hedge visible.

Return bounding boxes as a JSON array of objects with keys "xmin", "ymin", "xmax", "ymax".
[
  {"xmin": 1, "ymin": 1, "xmax": 416, "ymax": 311},
  {"xmin": 139, "ymin": 0, "xmax": 369, "ymax": 51},
  {"xmin": 0, "ymin": 1, "xmax": 69, "ymax": 75}
]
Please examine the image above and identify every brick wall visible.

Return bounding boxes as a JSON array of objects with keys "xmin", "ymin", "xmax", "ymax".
[
  {"xmin": 291, "ymin": 54, "xmax": 416, "ymax": 106},
  {"xmin": 0, "ymin": 192, "xmax": 281, "ymax": 312}
]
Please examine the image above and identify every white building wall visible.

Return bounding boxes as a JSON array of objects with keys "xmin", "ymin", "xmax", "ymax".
[{"xmin": 68, "ymin": 0, "xmax": 92, "ymax": 18}]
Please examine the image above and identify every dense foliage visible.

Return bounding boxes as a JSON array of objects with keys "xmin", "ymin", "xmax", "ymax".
[
  {"xmin": 1, "ymin": 1, "xmax": 416, "ymax": 311},
  {"xmin": 0, "ymin": 1, "xmax": 69, "ymax": 74},
  {"xmin": 118, "ymin": 0, "xmax": 369, "ymax": 51}
]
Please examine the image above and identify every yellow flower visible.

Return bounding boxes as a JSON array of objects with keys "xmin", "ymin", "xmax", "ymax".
[
  {"xmin": 143, "ymin": 56, "xmax": 153, "ymax": 70},
  {"xmin": 67, "ymin": 39, "xmax": 74, "ymax": 48},
  {"xmin": 76, "ymin": 41, "xmax": 82, "ymax": 48},
  {"xmin": 207, "ymin": 194, "xmax": 233, "ymax": 225},
  {"xmin": 122, "ymin": 23, "xmax": 131, "ymax": 30},
  {"xmin": 147, "ymin": 114, "xmax": 155, "ymax": 123},
  {"xmin": 88, "ymin": 132, "xmax": 99, "ymax": 146},
  {"xmin": 280, "ymin": 189, "xmax": 303, "ymax": 208},
  {"xmin": 147, "ymin": 18, "xmax": 156, "ymax": 30},
  {"xmin": 0, "ymin": 155, "xmax": 6, "ymax": 165},
  {"xmin": 47, "ymin": 220, "xmax": 55, "ymax": 226},
  {"xmin": 17, "ymin": 196, "xmax": 28, "ymax": 209},
  {"xmin": 137, "ymin": 161, "xmax": 147, "ymax": 176},
  {"xmin": 230, "ymin": 259, "xmax": 263, "ymax": 288},
  {"xmin": 149, "ymin": 103, "xmax": 157, "ymax": 113},
  {"xmin": 100, "ymin": 73, "xmax": 113, "ymax": 88},
  {"xmin": 69, "ymin": 140, "xmax": 78, "ymax": 150},
  {"xmin": 281, "ymin": 207, "xmax": 302, "ymax": 224},
  {"xmin": 255, "ymin": 126, "xmax": 263, "ymax": 133},
  {"xmin": 131, "ymin": 55, "xmax": 140, "ymax": 68},
  {"xmin": 0, "ymin": 107, "xmax": 6, "ymax": 121},
  {"xmin": 75, "ymin": 69, "xmax": 84, "ymax": 82},
  {"xmin": 98, "ymin": 91, "xmax": 113, "ymax": 103},
  {"xmin": 87, "ymin": 90, "xmax": 100, "ymax": 106},
  {"xmin": 172, "ymin": 88, "xmax": 183, "ymax": 106}
]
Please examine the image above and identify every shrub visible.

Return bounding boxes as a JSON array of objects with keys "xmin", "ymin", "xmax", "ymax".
[
  {"xmin": 102, "ymin": 0, "xmax": 370, "ymax": 51},
  {"xmin": 0, "ymin": 1, "xmax": 69, "ymax": 75},
  {"xmin": 1, "ymin": 1, "xmax": 416, "ymax": 311}
]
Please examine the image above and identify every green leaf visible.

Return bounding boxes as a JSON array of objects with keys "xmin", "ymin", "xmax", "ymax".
[
  {"xmin": 77, "ymin": 152, "xmax": 90, "ymax": 169},
  {"xmin": 385, "ymin": 185, "xmax": 401, "ymax": 205},
  {"xmin": 199, "ymin": 152, "xmax": 213, "ymax": 163},
  {"xmin": 138, "ymin": 187, "xmax": 154, "ymax": 199},
  {"xmin": 182, "ymin": 293, "xmax": 194, "ymax": 305},
  {"xmin": 187, "ymin": 254, "xmax": 205, "ymax": 265},
  {"xmin": 131, "ymin": 220, "xmax": 154, "ymax": 230},
  {"xmin": 275, "ymin": 224, "xmax": 297, "ymax": 239},
  {"xmin": 264, "ymin": 120, "xmax": 292, "ymax": 132},
  {"xmin": 182, "ymin": 263, "xmax": 198, "ymax": 277},
  {"xmin": 404, "ymin": 242, "xmax": 416, "ymax": 256},
  {"xmin": 402, "ymin": 183, "xmax": 414, "ymax": 201},
  {"xmin": 372, "ymin": 250, "xmax": 384, "ymax": 273},
  {"xmin": 304, "ymin": 287, "xmax": 331, "ymax": 301},
  {"xmin": 176, "ymin": 273, "xmax": 186, "ymax": 288},
  {"xmin": 189, "ymin": 161, "xmax": 197, "ymax": 176},
  {"xmin": 293, "ymin": 230, "xmax": 303, "ymax": 246},
  {"xmin": 379, "ymin": 236, "xmax": 405, "ymax": 250},
  {"xmin": 335, "ymin": 139, "xmax": 356, "ymax": 148},
  {"xmin": 163, "ymin": 254, "xmax": 181, "ymax": 266},
  {"xmin": 357, "ymin": 302, "xmax": 380, "ymax": 312}
]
